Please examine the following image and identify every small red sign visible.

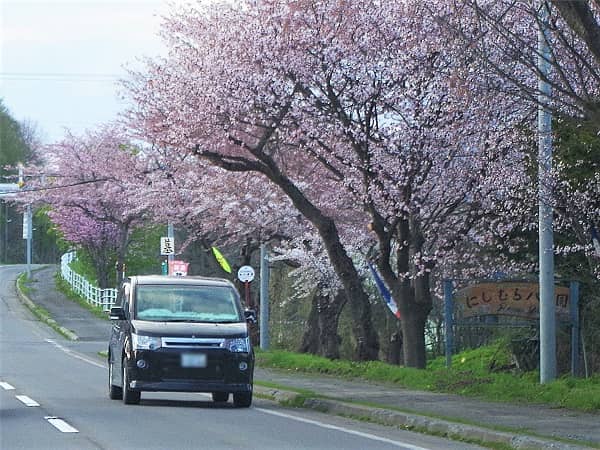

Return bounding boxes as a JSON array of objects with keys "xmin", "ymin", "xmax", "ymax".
[{"xmin": 168, "ymin": 260, "xmax": 189, "ymax": 276}]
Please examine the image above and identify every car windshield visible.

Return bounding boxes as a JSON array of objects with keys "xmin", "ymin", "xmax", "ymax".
[{"xmin": 135, "ymin": 285, "xmax": 242, "ymax": 323}]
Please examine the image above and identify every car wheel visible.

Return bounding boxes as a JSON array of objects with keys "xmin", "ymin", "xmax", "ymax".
[
  {"xmin": 212, "ymin": 392, "xmax": 229, "ymax": 403},
  {"xmin": 108, "ymin": 358, "xmax": 122, "ymax": 400},
  {"xmin": 122, "ymin": 359, "xmax": 141, "ymax": 405},
  {"xmin": 233, "ymin": 390, "xmax": 252, "ymax": 408}
]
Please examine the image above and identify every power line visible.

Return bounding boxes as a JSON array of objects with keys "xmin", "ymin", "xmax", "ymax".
[{"xmin": 0, "ymin": 72, "xmax": 121, "ymax": 83}]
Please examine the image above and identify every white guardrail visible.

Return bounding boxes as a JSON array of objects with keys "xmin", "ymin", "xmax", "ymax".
[{"xmin": 60, "ymin": 252, "xmax": 117, "ymax": 311}]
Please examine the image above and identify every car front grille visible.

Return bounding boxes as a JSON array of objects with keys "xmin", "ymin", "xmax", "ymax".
[{"xmin": 161, "ymin": 337, "xmax": 225, "ymax": 349}]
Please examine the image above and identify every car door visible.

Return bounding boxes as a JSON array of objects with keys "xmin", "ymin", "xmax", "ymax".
[{"xmin": 110, "ymin": 281, "xmax": 132, "ymax": 383}]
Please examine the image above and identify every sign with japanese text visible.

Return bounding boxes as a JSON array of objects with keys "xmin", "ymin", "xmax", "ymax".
[
  {"xmin": 160, "ymin": 237, "xmax": 175, "ymax": 255},
  {"xmin": 455, "ymin": 282, "xmax": 570, "ymax": 319}
]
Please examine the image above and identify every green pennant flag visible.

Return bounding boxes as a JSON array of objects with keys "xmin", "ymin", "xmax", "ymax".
[{"xmin": 211, "ymin": 246, "xmax": 232, "ymax": 273}]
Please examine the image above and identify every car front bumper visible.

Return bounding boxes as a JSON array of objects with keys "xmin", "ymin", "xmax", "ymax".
[
  {"xmin": 126, "ymin": 348, "xmax": 254, "ymax": 393},
  {"xmin": 130, "ymin": 379, "xmax": 252, "ymax": 393}
]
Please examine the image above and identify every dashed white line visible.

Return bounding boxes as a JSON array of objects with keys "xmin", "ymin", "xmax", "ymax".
[
  {"xmin": 256, "ymin": 408, "xmax": 432, "ymax": 450},
  {"xmin": 16, "ymin": 395, "xmax": 40, "ymax": 407},
  {"xmin": 0, "ymin": 381, "xmax": 15, "ymax": 390},
  {"xmin": 45, "ymin": 416, "xmax": 79, "ymax": 433}
]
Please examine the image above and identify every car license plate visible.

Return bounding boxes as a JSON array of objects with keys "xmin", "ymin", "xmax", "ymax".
[{"xmin": 181, "ymin": 353, "xmax": 207, "ymax": 368}]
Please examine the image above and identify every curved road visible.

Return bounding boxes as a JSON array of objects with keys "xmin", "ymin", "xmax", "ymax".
[{"xmin": 0, "ymin": 265, "xmax": 484, "ymax": 450}]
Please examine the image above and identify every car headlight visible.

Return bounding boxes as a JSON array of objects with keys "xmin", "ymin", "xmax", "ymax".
[
  {"xmin": 132, "ymin": 333, "xmax": 162, "ymax": 350},
  {"xmin": 224, "ymin": 337, "xmax": 250, "ymax": 353}
]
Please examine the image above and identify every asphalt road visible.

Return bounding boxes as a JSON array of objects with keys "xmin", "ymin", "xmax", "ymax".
[{"xmin": 0, "ymin": 265, "xmax": 485, "ymax": 450}]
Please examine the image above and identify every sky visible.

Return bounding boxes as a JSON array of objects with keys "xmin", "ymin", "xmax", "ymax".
[{"xmin": 1, "ymin": 0, "xmax": 183, "ymax": 144}]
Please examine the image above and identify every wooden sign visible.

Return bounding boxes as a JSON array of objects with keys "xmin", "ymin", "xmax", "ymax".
[{"xmin": 455, "ymin": 282, "xmax": 570, "ymax": 319}]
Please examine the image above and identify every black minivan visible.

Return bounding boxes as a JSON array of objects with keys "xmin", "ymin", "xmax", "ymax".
[{"xmin": 108, "ymin": 275, "xmax": 255, "ymax": 407}]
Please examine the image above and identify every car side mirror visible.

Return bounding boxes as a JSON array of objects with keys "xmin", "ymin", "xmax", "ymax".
[
  {"xmin": 244, "ymin": 309, "xmax": 257, "ymax": 324},
  {"xmin": 109, "ymin": 306, "xmax": 126, "ymax": 321}
]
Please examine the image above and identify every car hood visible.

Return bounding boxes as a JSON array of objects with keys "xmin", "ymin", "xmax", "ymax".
[{"xmin": 131, "ymin": 320, "xmax": 248, "ymax": 338}]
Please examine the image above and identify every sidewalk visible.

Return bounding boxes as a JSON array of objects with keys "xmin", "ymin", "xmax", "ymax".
[{"xmin": 19, "ymin": 266, "xmax": 600, "ymax": 450}]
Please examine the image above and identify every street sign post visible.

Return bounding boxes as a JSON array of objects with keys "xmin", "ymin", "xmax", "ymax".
[
  {"xmin": 237, "ymin": 265, "xmax": 255, "ymax": 308},
  {"xmin": 237, "ymin": 266, "xmax": 255, "ymax": 282}
]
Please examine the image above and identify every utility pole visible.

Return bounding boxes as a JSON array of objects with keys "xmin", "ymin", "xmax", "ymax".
[
  {"xmin": 167, "ymin": 222, "xmax": 174, "ymax": 263},
  {"xmin": 18, "ymin": 166, "xmax": 33, "ymax": 279},
  {"xmin": 24, "ymin": 204, "xmax": 32, "ymax": 279},
  {"xmin": 538, "ymin": 0, "xmax": 556, "ymax": 384},
  {"xmin": 259, "ymin": 243, "xmax": 270, "ymax": 350},
  {"xmin": 3, "ymin": 201, "xmax": 8, "ymax": 263}
]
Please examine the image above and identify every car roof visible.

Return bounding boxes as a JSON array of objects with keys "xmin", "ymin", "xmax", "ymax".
[{"xmin": 129, "ymin": 275, "xmax": 235, "ymax": 288}]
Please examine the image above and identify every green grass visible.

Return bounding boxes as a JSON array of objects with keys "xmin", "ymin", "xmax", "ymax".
[
  {"xmin": 54, "ymin": 272, "xmax": 109, "ymax": 320},
  {"xmin": 68, "ymin": 256, "xmax": 100, "ymax": 285},
  {"xmin": 255, "ymin": 346, "xmax": 600, "ymax": 413},
  {"xmin": 16, "ymin": 272, "xmax": 35, "ymax": 295},
  {"xmin": 16, "ymin": 272, "xmax": 77, "ymax": 340}
]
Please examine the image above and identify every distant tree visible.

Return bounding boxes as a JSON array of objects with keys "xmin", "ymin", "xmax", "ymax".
[
  {"xmin": 0, "ymin": 100, "xmax": 34, "ymax": 175},
  {"xmin": 0, "ymin": 100, "xmax": 40, "ymax": 263},
  {"xmin": 24, "ymin": 125, "xmax": 151, "ymax": 287}
]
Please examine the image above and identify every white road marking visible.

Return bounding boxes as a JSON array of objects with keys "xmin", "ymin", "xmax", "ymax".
[
  {"xmin": 45, "ymin": 338, "xmax": 104, "ymax": 369},
  {"xmin": 0, "ymin": 381, "xmax": 15, "ymax": 390},
  {"xmin": 16, "ymin": 395, "xmax": 40, "ymax": 407},
  {"xmin": 45, "ymin": 416, "xmax": 79, "ymax": 433},
  {"xmin": 256, "ymin": 408, "xmax": 432, "ymax": 450}
]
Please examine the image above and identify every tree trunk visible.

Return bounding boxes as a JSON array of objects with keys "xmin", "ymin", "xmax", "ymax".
[
  {"xmin": 86, "ymin": 246, "xmax": 112, "ymax": 289},
  {"xmin": 96, "ymin": 265, "xmax": 111, "ymax": 290},
  {"xmin": 375, "ymin": 218, "xmax": 433, "ymax": 368},
  {"xmin": 202, "ymin": 126, "xmax": 379, "ymax": 360},
  {"xmin": 318, "ymin": 219, "xmax": 379, "ymax": 360},
  {"xmin": 300, "ymin": 289, "xmax": 345, "ymax": 359},
  {"xmin": 401, "ymin": 306, "xmax": 428, "ymax": 369},
  {"xmin": 114, "ymin": 224, "xmax": 131, "ymax": 289},
  {"xmin": 396, "ymin": 272, "xmax": 433, "ymax": 369},
  {"xmin": 386, "ymin": 332, "xmax": 403, "ymax": 365},
  {"xmin": 263, "ymin": 164, "xmax": 380, "ymax": 361}
]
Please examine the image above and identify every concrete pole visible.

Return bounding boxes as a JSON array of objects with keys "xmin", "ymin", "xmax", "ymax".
[
  {"xmin": 444, "ymin": 279, "xmax": 453, "ymax": 368},
  {"xmin": 570, "ymin": 281, "xmax": 580, "ymax": 377},
  {"xmin": 3, "ymin": 201, "xmax": 8, "ymax": 263},
  {"xmin": 167, "ymin": 222, "xmax": 174, "ymax": 262},
  {"xmin": 26, "ymin": 204, "xmax": 32, "ymax": 279},
  {"xmin": 259, "ymin": 242, "xmax": 270, "ymax": 350},
  {"xmin": 538, "ymin": 1, "xmax": 556, "ymax": 384}
]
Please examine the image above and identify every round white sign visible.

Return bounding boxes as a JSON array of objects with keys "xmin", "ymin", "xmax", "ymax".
[{"xmin": 237, "ymin": 265, "xmax": 255, "ymax": 282}]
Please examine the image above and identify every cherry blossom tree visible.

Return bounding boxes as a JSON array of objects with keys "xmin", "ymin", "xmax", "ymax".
[
  {"xmin": 137, "ymin": 128, "xmax": 367, "ymax": 359},
  {"xmin": 439, "ymin": 1, "xmax": 600, "ymax": 278},
  {"xmin": 124, "ymin": 0, "xmax": 532, "ymax": 367},
  {"xmin": 23, "ymin": 125, "xmax": 151, "ymax": 288},
  {"xmin": 124, "ymin": 2, "xmax": 383, "ymax": 361},
  {"xmin": 440, "ymin": 0, "xmax": 600, "ymax": 130}
]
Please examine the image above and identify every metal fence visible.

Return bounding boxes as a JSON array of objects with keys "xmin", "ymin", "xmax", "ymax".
[{"xmin": 60, "ymin": 252, "xmax": 117, "ymax": 311}]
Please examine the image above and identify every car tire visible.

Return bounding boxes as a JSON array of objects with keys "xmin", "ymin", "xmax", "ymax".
[
  {"xmin": 122, "ymin": 359, "xmax": 141, "ymax": 405},
  {"xmin": 108, "ymin": 358, "xmax": 122, "ymax": 400},
  {"xmin": 212, "ymin": 392, "xmax": 229, "ymax": 403},
  {"xmin": 233, "ymin": 390, "xmax": 252, "ymax": 408}
]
